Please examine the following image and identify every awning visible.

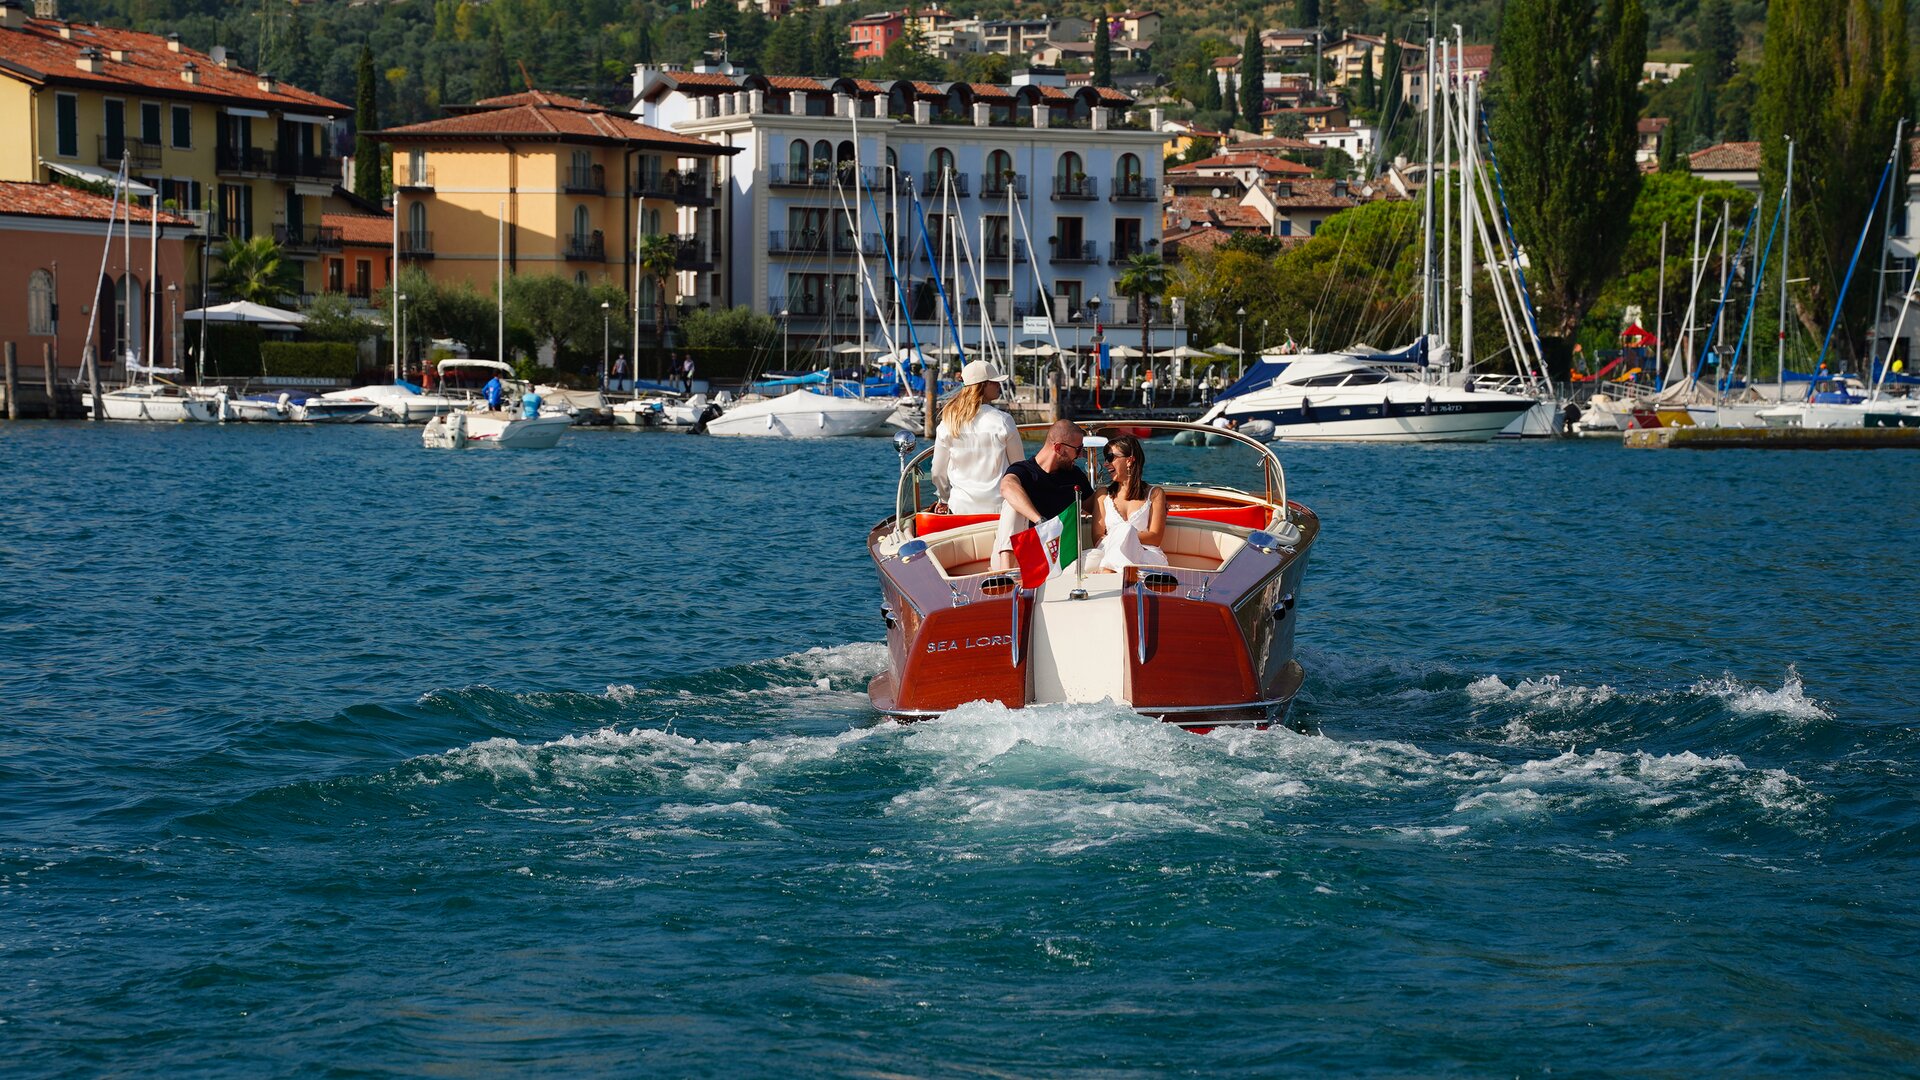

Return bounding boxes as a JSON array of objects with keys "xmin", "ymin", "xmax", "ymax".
[
  {"xmin": 41, "ymin": 161, "xmax": 156, "ymax": 196},
  {"xmin": 284, "ymin": 113, "xmax": 334, "ymax": 125},
  {"xmin": 223, "ymin": 107, "xmax": 269, "ymax": 119},
  {"xmin": 183, "ymin": 300, "xmax": 307, "ymax": 328}
]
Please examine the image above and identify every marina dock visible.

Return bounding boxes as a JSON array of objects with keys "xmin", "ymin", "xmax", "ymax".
[{"xmin": 1624, "ymin": 426, "xmax": 1920, "ymax": 449}]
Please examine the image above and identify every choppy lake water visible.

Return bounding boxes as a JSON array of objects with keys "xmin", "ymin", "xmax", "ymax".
[{"xmin": 2, "ymin": 422, "xmax": 1916, "ymax": 1075}]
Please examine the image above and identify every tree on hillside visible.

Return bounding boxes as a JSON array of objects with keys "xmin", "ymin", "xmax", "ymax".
[
  {"xmin": 1201, "ymin": 70, "xmax": 1223, "ymax": 112},
  {"xmin": 1238, "ymin": 29, "xmax": 1263, "ymax": 124},
  {"xmin": 1093, "ymin": 8, "xmax": 1113, "ymax": 89},
  {"xmin": 353, "ymin": 46, "xmax": 382, "ymax": 204},
  {"xmin": 1489, "ymin": 0, "xmax": 1647, "ymax": 339},
  {"xmin": 1357, "ymin": 51, "xmax": 1377, "ymax": 113},
  {"xmin": 1756, "ymin": 0, "xmax": 1909, "ymax": 362},
  {"xmin": 811, "ymin": 15, "xmax": 850, "ymax": 76},
  {"xmin": 1296, "ymin": 0, "xmax": 1321, "ymax": 27}
]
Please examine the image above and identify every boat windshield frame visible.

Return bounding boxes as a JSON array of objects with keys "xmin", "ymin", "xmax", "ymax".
[{"xmin": 892, "ymin": 419, "xmax": 1288, "ymax": 529}]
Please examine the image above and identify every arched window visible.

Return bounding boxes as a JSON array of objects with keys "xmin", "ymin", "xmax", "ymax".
[
  {"xmin": 788, "ymin": 139, "xmax": 808, "ymax": 174},
  {"xmin": 27, "ymin": 269, "xmax": 54, "ymax": 335},
  {"xmin": 837, "ymin": 140, "xmax": 855, "ymax": 167},
  {"xmin": 573, "ymin": 204, "xmax": 590, "ymax": 239},
  {"xmin": 987, "ymin": 149, "xmax": 1012, "ymax": 179},
  {"xmin": 812, "ymin": 139, "xmax": 832, "ymax": 170},
  {"xmin": 1055, "ymin": 151, "xmax": 1083, "ymax": 182},
  {"xmin": 929, "ymin": 147, "xmax": 955, "ymax": 177},
  {"xmin": 885, "ymin": 147, "xmax": 898, "ymax": 173},
  {"xmin": 1118, "ymin": 153, "xmax": 1141, "ymax": 181}
]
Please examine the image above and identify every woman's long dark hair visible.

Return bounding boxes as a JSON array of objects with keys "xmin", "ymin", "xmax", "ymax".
[{"xmin": 1103, "ymin": 433, "xmax": 1147, "ymax": 502}]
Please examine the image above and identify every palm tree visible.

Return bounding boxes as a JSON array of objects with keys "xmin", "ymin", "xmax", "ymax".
[
  {"xmin": 215, "ymin": 235, "xmax": 303, "ymax": 306},
  {"xmin": 1116, "ymin": 251, "xmax": 1167, "ymax": 387},
  {"xmin": 638, "ymin": 233, "xmax": 680, "ymax": 379}
]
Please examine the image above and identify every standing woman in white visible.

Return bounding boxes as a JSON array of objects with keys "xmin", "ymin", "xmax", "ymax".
[{"xmin": 930, "ymin": 360, "xmax": 1023, "ymax": 514}]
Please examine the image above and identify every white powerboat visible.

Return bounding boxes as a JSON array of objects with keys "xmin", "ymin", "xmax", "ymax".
[
  {"xmin": 422, "ymin": 409, "xmax": 572, "ymax": 449},
  {"xmin": 321, "ymin": 383, "xmax": 456, "ymax": 423},
  {"xmin": 702, "ymin": 390, "xmax": 900, "ymax": 438},
  {"xmin": 228, "ymin": 392, "xmax": 296, "ymax": 423},
  {"xmin": 1199, "ymin": 351, "xmax": 1536, "ymax": 442}
]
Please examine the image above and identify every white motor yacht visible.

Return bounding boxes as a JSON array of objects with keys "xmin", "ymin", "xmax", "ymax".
[
  {"xmin": 702, "ymin": 390, "xmax": 900, "ymax": 438},
  {"xmin": 1199, "ymin": 351, "xmax": 1536, "ymax": 442}
]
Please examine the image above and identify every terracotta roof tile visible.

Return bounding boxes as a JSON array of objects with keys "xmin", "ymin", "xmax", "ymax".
[
  {"xmin": 1170, "ymin": 152, "xmax": 1314, "ymax": 177},
  {"xmin": 321, "ymin": 212, "xmax": 392, "ymax": 247},
  {"xmin": 0, "ymin": 180, "xmax": 190, "ymax": 225},
  {"xmin": 1689, "ymin": 141, "xmax": 1760, "ymax": 172},
  {"xmin": 764, "ymin": 75, "xmax": 828, "ymax": 92},
  {"xmin": 1266, "ymin": 176, "xmax": 1365, "ymax": 207},
  {"xmin": 0, "ymin": 17, "xmax": 346, "ymax": 112},
  {"xmin": 378, "ymin": 103, "xmax": 724, "ymax": 151},
  {"xmin": 968, "ymin": 82, "xmax": 1015, "ymax": 101},
  {"xmin": 663, "ymin": 70, "xmax": 741, "ymax": 90}
]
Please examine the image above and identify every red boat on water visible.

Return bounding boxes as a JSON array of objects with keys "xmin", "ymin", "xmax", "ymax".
[{"xmin": 867, "ymin": 421, "xmax": 1318, "ymax": 729}]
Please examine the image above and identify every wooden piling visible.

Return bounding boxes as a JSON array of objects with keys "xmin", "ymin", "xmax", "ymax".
[
  {"xmin": 4, "ymin": 342, "xmax": 17, "ymax": 420},
  {"xmin": 43, "ymin": 344, "xmax": 57, "ymax": 418},
  {"xmin": 85, "ymin": 345, "xmax": 102, "ymax": 420}
]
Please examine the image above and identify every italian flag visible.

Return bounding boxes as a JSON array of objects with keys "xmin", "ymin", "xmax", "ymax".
[{"xmin": 1011, "ymin": 501, "xmax": 1078, "ymax": 587}]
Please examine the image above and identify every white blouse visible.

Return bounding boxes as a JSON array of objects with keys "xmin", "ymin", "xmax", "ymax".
[{"xmin": 931, "ymin": 404, "xmax": 1023, "ymax": 515}]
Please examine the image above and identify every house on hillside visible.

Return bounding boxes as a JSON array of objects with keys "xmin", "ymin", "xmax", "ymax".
[
  {"xmin": 1637, "ymin": 117, "xmax": 1669, "ymax": 168},
  {"xmin": 848, "ymin": 11, "xmax": 906, "ymax": 61}
]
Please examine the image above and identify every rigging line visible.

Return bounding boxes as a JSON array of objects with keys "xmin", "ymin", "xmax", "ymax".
[
  {"xmin": 1661, "ymin": 215, "xmax": 1725, "ymax": 380},
  {"xmin": 1811, "ymin": 148, "xmax": 1896, "ymax": 375},
  {"xmin": 863, "ymin": 174, "xmax": 927, "ymax": 364},
  {"xmin": 1468, "ymin": 133, "xmax": 1547, "ymax": 390},
  {"xmin": 834, "ymin": 177, "xmax": 898, "ymax": 354},
  {"xmin": 1473, "ymin": 103, "xmax": 1545, "ymax": 354},
  {"xmin": 1729, "ymin": 195, "xmax": 1785, "ymax": 389},
  {"xmin": 1349, "ymin": 206, "xmax": 1420, "ymax": 347},
  {"xmin": 1692, "ymin": 204, "xmax": 1760, "ymax": 384},
  {"xmin": 906, "ymin": 180, "xmax": 968, "ymax": 363}
]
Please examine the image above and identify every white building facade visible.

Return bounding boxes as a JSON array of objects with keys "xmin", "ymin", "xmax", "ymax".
[{"xmin": 633, "ymin": 68, "xmax": 1176, "ymax": 353}]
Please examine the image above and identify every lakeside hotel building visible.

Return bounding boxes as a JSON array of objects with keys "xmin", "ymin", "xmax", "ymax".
[{"xmin": 631, "ymin": 67, "xmax": 1177, "ymax": 356}]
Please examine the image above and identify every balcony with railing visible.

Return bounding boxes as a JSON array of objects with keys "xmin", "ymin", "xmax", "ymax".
[
  {"xmin": 564, "ymin": 163, "xmax": 606, "ymax": 195},
  {"xmin": 923, "ymin": 169, "xmax": 969, "ymax": 198},
  {"xmin": 277, "ymin": 152, "xmax": 343, "ymax": 182},
  {"xmin": 274, "ymin": 224, "xmax": 343, "ymax": 253},
  {"xmin": 216, "ymin": 145, "xmax": 273, "ymax": 176},
  {"xmin": 1108, "ymin": 240, "xmax": 1146, "ymax": 264},
  {"xmin": 1050, "ymin": 239, "xmax": 1098, "ymax": 264},
  {"xmin": 399, "ymin": 230, "xmax": 435, "ymax": 258},
  {"xmin": 769, "ymin": 229, "xmax": 831, "ymax": 256},
  {"xmin": 397, "ymin": 163, "xmax": 435, "ymax": 190},
  {"xmin": 638, "ymin": 168, "xmax": 717, "ymax": 205},
  {"xmin": 99, "ymin": 135, "xmax": 160, "ymax": 169},
  {"xmin": 1051, "ymin": 175, "xmax": 1099, "ymax": 201},
  {"xmin": 983, "ymin": 238, "xmax": 1030, "ymax": 264},
  {"xmin": 979, "ymin": 172, "xmax": 1027, "ymax": 200},
  {"xmin": 768, "ymin": 164, "xmax": 886, "ymax": 190},
  {"xmin": 1109, "ymin": 174, "xmax": 1158, "ymax": 201},
  {"xmin": 673, "ymin": 234, "xmax": 712, "ymax": 270},
  {"xmin": 566, "ymin": 231, "xmax": 606, "ymax": 261}
]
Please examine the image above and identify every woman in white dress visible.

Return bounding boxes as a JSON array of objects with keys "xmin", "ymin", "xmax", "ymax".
[
  {"xmin": 1091, "ymin": 433, "xmax": 1167, "ymax": 569},
  {"xmin": 930, "ymin": 360, "xmax": 1023, "ymax": 515}
]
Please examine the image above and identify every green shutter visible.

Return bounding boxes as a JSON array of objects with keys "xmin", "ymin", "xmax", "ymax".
[{"xmin": 55, "ymin": 94, "xmax": 77, "ymax": 157}]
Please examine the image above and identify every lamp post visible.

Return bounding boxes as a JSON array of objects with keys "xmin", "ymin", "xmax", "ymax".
[
  {"xmin": 1237, "ymin": 306, "xmax": 1247, "ymax": 386},
  {"xmin": 600, "ymin": 300, "xmax": 611, "ymax": 390},
  {"xmin": 1087, "ymin": 294, "xmax": 1103, "ymax": 409},
  {"xmin": 780, "ymin": 308, "xmax": 790, "ymax": 370},
  {"xmin": 166, "ymin": 283, "xmax": 179, "ymax": 380},
  {"xmin": 396, "ymin": 293, "xmax": 407, "ymax": 383}
]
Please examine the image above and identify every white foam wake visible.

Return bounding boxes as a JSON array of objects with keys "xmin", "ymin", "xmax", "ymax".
[{"xmin": 1691, "ymin": 666, "xmax": 1832, "ymax": 722}]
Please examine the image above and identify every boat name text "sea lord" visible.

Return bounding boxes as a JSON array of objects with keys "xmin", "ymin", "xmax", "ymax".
[{"xmin": 926, "ymin": 635, "xmax": 1013, "ymax": 653}]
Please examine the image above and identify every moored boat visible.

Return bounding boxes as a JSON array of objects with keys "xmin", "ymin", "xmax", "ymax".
[
  {"xmin": 1198, "ymin": 350, "xmax": 1534, "ymax": 442},
  {"xmin": 868, "ymin": 421, "xmax": 1317, "ymax": 729},
  {"xmin": 704, "ymin": 389, "xmax": 900, "ymax": 438}
]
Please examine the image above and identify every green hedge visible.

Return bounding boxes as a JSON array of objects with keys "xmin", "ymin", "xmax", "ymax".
[
  {"xmin": 261, "ymin": 342, "xmax": 359, "ymax": 380},
  {"xmin": 201, "ymin": 323, "xmax": 264, "ymax": 377}
]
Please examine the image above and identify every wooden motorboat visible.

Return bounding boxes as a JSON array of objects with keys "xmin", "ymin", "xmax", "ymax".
[{"xmin": 867, "ymin": 421, "xmax": 1319, "ymax": 730}]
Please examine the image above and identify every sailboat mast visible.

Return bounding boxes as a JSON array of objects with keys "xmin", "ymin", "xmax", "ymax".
[
  {"xmin": 1686, "ymin": 196, "xmax": 1702, "ymax": 380},
  {"xmin": 1718, "ymin": 199, "xmax": 1728, "ymax": 383},
  {"xmin": 1456, "ymin": 27, "xmax": 1472, "ymax": 382},
  {"xmin": 1656, "ymin": 221, "xmax": 1666, "ymax": 383},
  {"xmin": 1439, "ymin": 38, "xmax": 1452, "ymax": 356},
  {"xmin": 854, "ymin": 97, "xmax": 865, "ymax": 362},
  {"xmin": 1420, "ymin": 33, "xmax": 1435, "ymax": 363},
  {"xmin": 1870, "ymin": 118, "xmax": 1907, "ymax": 378},
  {"xmin": 1778, "ymin": 137, "xmax": 1793, "ymax": 402}
]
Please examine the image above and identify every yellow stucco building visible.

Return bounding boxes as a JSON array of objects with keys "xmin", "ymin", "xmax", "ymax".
[
  {"xmin": 0, "ymin": 1, "xmax": 351, "ymax": 303},
  {"xmin": 377, "ymin": 91, "xmax": 737, "ymax": 328}
]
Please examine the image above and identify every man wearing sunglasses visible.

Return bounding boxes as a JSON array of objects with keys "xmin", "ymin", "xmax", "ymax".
[{"xmin": 990, "ymin": 419, "xmax": 1094, "ymax": 571}]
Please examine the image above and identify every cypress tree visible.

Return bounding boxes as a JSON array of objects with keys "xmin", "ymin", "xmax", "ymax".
[
  {"xmin": 1357, "ymin": 47, "xmax": 1376, "ymax": 112},
  {"xmin": 1093, "ymin": 8, "xmax": 1113, "ymax": 89},
  {"xmin": 352, "ymin": 45, "xmax": 382, "ymax": 204},
  {"xmin": 1200, "ymin": 68, "xmax": 1223, "ymax": 112},
  {"xmin": 1238, "ymin": 28, "xmax": 1263, "ymax": 126},
  {"xmin": 1296, "ymin": 0, "xmax": 1321, "ymax": 27},
  {"xmin": 1489, "ymin": 0, "xmax": 1647, "ymax": 337},
  {"xmin": 1757, "ymin": 0, "xmax": 1909, "ymax": 361}
]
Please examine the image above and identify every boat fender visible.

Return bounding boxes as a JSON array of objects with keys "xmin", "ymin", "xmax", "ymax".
[
  {"xmin": 277, "ymin": 392, "xmax": 291, "ymax": 416},
  {"xmin": 1271, "ymin": 592, "xmax": 1295, "ymax": 621}
]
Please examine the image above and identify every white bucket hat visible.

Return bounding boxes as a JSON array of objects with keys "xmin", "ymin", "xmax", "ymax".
[{"xmin": 960, "ymin": 359, "xmax": 1011, "ymax": 386}]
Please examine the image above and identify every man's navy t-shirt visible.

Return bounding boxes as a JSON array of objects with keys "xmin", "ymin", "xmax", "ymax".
[{"xmin": 1005, "ymin": 456, "xmax": 1093, "ymax": 520}]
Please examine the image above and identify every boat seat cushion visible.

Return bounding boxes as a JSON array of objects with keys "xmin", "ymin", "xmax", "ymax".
[
  {"xmin": 1166, "ymin": 504, "xmax": 1271, "ymax": 530},
  {"xmin": 914, "ymin": 511, "xmax": 999, "ymax": 536}
]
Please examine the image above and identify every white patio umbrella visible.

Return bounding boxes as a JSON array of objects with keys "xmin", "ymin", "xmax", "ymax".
[
  {"xmin": 1207, "ymin": 342, "xmax": 1242, "ymax": 356},
  {"xmin": 1154, "ymin": 345, "xmax": 1211, "ymax": 359},
  {"xmin": 1105, "ymin": 344, "xmax": 1144, "ymax": 358},
  {"xmin": 182, "ymin": 300, "xmax": 308, "ymax": 329},
  {"xmin": 1011, "ymin": 341, "xmax": 1059, "ymax": 356},
  {"xmin": 832, "ymin": 341, "xmax": 883, "ymax": 355}
]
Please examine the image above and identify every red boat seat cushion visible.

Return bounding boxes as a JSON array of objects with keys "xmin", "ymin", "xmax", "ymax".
[
  {"xmin": 914, "ymin": 511, "xmax": 999, "ymax": 536},
  {"xmin": 1167, "ymin": 504, "xmax": 1270, "ymax": 530}
]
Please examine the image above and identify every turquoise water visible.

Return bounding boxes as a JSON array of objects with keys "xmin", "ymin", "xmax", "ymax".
[{"xmin": 2, "ymin": 422, "xmax": 1916, "ymax": 1076}]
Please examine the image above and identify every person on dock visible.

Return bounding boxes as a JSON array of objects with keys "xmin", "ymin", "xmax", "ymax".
[
  {"xmin": 991, "ymin": 419, "xmax": 1093, "ymax": 572},
  {"xmin": 931, "ymin": 360, "xmax": 1023, "ymax": 516},
  {"xmin": 681, "ymin": 354, "xmax": 696, "ymax": 394}
]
